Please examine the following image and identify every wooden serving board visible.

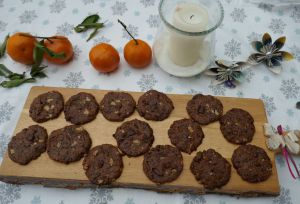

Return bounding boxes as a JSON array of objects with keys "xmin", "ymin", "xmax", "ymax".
[{"xmin": 0, "ymin": 86, "xmax": 280, "ymax": 196}]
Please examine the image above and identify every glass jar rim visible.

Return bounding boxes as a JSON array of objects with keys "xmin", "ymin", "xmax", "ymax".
[{"xmin": 158, "ymin": 0, "xmax": 224, "ymax": 36}]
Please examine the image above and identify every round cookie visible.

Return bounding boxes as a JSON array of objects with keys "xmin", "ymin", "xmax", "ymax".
[
  {"xmin": 47, "ymin": 125, "xmax": 91, "ymax": 164},
  {"xmin": 231, "ymin": 144, "xmax": 272, "ymax": 183},
  {"xmin": 143, "ymin": 145, "xmax": 183, "ymax": 184},
  {"xmin": 100, "ymin": 92, "xmax": 136, "ymax": 122},
  {"xmin": 186, "ymin": 94, "xmax": 223, "ymax": 125},
  {"xmin": 190, "ymin": 149, "xmax": 231, "ymax": 189},
  {"xmin": 8, "ymin": 125, "xmax": 48, "ymax": 165},
  {"xmin": 168, "ymin": 119, "xmax": 204, "ymax": 154},
  {"xmin": 113, "ymin": 119, "xmax": 154, "ymax": 157},
  {"xmin": 29, "ymin": 91, "xmax": 64, "ymax": 123},
  {"xmin": 83, "ymin": 144, "xmax": 123, "ymax": 185},
  {"xmin": 219, "ymin": 108, "xmax": 255, "ymax": 144},
  {"xmin": 137, "ymin": 90, "xmax": 174, "ymax": 121},
  {"xmin": 64, "ymin": 92, "xmax": 99, "ymax": 125}
]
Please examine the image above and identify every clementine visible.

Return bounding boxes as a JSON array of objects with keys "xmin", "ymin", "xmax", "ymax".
[
  {"xmin": 6, "ymin": 32, "xmax": 37, "ymax": 65},
  {"xmin": 44, "ymin": 36, "xmax": 73, "ymax": 64},
  {"xmin": 124, "ymin": 39, "xmax": 152, "ymax": 68},
  {"xmin": 89, "ymin": 43, "xmax": 120, "ymax": 73}
]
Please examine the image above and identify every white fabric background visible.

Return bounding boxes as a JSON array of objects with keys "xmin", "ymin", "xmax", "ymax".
[{"xmin": 0, "ymin": 0, "xmax": 299, "ymax": 203}]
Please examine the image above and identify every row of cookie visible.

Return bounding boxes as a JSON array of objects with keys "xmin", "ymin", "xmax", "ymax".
[
  {"xmin": 29, "ymin": 90, "xmax": 174, "ymax": 125},
  {"xmin": 30, "ymin": 90, "xmax": 256, "ymax": 145},
  {"xmin": 7, "ymin": 121, "xmax": 272, "ymax": 190}
]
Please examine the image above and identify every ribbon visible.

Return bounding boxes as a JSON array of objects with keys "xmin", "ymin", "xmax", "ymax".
[{"xmin": 277, "ymin": 125, "xmax": 300, "ymax": 179}]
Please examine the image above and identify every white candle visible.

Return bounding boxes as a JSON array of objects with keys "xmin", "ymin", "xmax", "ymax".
[{"xmin": 168, "ymin": 3, "xmax": 209, "ymax": 66}]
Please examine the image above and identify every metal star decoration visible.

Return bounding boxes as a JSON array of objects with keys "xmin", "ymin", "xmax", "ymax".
[
  {"xmin": 204, "ymin": 60, "xmax": 248, "ymax": 88},
  {"xmin": 248, "ymin": 33, "xmax": 294, "ymax": 74}
]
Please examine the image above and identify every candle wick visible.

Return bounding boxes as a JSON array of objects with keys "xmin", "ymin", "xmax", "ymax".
[{"xmin": 190, "ymin": 15, "xmax": 194, "ymax": 19}]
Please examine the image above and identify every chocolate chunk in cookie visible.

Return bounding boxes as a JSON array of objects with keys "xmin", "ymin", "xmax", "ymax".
[
  {"xmin": 220, "ymin": 108, "xmax": 255, "ymax": 144},
  {"xmin": 232, "ymin": 144, "xmax": 272, "ymax": 183},
  {"xmin": 143, "ymin": 145, "xmax": 183, "ymax": 184},
  {"xmin": 186, "ymin": 94, "xmax": 223, "ymax": 125},
  {"xmin": 47, "ymin": 125, "xmax": 91, "ymax": 164},
  {"xmin": 100, "ymin": 92, "xmax": 136, "ymax": 122},
  {"xmin": 64, "ymin": 92, "xmax": 99, "ymax": 125},
  {"xmin": 8, "ymin": 125, "xmax": 48, "ymax": 165},
  {"xmin": 83, "ymin": 144, "xmax": 123, "ymax": 185},
  {"xmin": 190, "ymin": 149, "xmax": 231, "ymax": 189},
  {"xmin": 168, "ymin": 119, "xmax": 204, "ymax": 154},
  {"xmin": 137, "ymin": 90, "xmax": 174, "ymax": 121},
  {"xmin": 29, "ymin": 91, "xmax": 64, "ymax": 123},
  {"xmin": 113, "ymin": 119, "xmax": 154, "ymax": 157}
]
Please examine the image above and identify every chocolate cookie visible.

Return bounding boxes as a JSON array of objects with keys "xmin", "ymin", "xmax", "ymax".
[
  {"xmin": 83, "ymin": 144, "xmax": 123, "ymax": 185},
  {"xmin": 8, "ymin": 125, "xmax": 48, "ymax": 165},
  {"xmin": 137, "ymin": 90, "xmax": 174, "ymax": 121},
  {"xmin": 186, "ymin": 94, "xmax": 223, "ymax": 125},
  {"xmin": 143, "ymin": 145, "xmax": 183, "ymax": 184},
  {"xmin": 190, "ymin": 149, "xmax": 231, "ymax": 189},
  {"xmin": 220, "ymin": 108, "xmax": 255, "ymax": 144},
  {"xmin": 113, "ymin": 119, "xmax": 154, "ymax": 157},
  {"xmin": 231, "ymin": 144, "xmax": 272, "ymax": 183},
  {"xmin": 64, "ymin": 92, "xmax": 99, "ymax": 125},
  {"xmin": 29, "ymin": 91, "xmax": 64, "ymax": 123},
  {"xmin": 47, "ymin": 125, "xmax": 91, "ymax": 164},
  {"xmin": 100, "ymin": 92, "xmax": 136, "ymax": 121},
  {"xmin": 168, "ymin": 119, "xmax": 204, "ymax": 154}
]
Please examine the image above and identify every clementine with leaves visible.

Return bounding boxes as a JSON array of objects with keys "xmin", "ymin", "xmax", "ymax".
[
  {"xmin": 6, "ymin": 32, "xmax": 37, "ymax": 65},
  {"xmin": 43, "ymin": 36, "xmax": 73, "ymax": 64}
]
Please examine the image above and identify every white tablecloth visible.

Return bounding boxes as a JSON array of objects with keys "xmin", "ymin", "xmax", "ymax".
[{"xmin": 0, "ymin": 0, "xmax": 300, "ymax": 203}]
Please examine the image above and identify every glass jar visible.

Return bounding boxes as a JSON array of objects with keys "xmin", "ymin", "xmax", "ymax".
[{"xmin": 153, "ymin": 0, "xmax": 224, "ymax": 77}]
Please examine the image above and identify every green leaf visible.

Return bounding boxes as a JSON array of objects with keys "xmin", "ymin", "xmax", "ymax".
[
  {"xmin": 30, "ymin": 65, "xmax": 47, "ymax": 78},
  {"xmin": 74, "ymin": 14, "xmax": 104, "ymax": 41},
  {"xmin": 0, "ymin": 64, "xmax": 13, "ymax": 77},
  {"xmin": 33, "ymin": 42, "xmax": 45, "ymax": 67},
  {"xmin": 74, "ymin": 14, "xmax": 100, "ymax": 33},
  {"xmin": 0, "ymin": 78, "xmax": 36, "ymax": 88},
  {"xmin": 35, "ymin": 42, "xmax": 66, "ymax": 59},
  {"xmin": 9, "ymin": 72, "xmax": 25, "ymax": 80},
  {"xmin": 32, "ymin": 72, "xmax": 47, "ymax": 78},
  {"xmin": 0, "ymin": 64, "xmax": 25, "ymax": 79},
  {"xmin": 0, "ymin": 34, "xmax": 9, "ymax": 58},
  {"xmin": 86, "ymin": 27, "xmax": 99, "ymax": 42}
]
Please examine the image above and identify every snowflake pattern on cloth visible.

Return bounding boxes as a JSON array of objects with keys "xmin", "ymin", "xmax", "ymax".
[
  {"xmin": 269, "ymin": 18, "xmax": 287, "ymax": 34},
  {"xmin": 111, "ymin": 1, "xmax": 128, "ymax": 16},
  {"xmin": 183, "ymin": 194, "xmax": 206, "ymax": 204},
  {"xmin": 0, "ymin": 183, "xmax": 21, "ymax": 204},
  {"xmin": 137, "ymin": 74, "xmax": 157, "ymax": 91},
  {"xmin": 273, "ymin": 187, "xmax": 293, "ymax": 204},
  {"xmin": 0, "ymin": 0, "xmax": 300, "ymax": 203},
  {"xmin": 49, "ymin": 0, "xmax": 66, "ymax": 13},
  {"xmin": 56, "ymin": 22, "xmax": 74, "ymax": 36},
  {"xmin": 230, "ymin": 8, "xmax": 247, "ymax": 23},
  {"xmin": 280, "ymin": 78, "xmax": 300, "ymax": 99},
  {"xmin": 224, "ymin": 39, "xmax": 241, "ymax": 59},
  {"xmin": 19, "ymin": 10, "xmax": 37, "ymax": 24},
  {"xmin": 89, "ymin": 188, "xmax": 113, "ymax": 204},
  {"xmin": 0, "ymin": 101, "xmax": 15, "ymax": 125},
  {"xmin": 63, "ymin": 72, "xmax": 85, "ymax": 88}
]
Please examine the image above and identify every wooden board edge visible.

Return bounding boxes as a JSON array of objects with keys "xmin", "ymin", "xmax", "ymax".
[{"xmin": 0, "ymin": 175, "xmax": 280, "ymax": 197}]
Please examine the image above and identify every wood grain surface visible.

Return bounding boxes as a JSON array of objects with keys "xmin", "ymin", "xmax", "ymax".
[{"xmin": 0, "ymin": 86, "xmax": 280, "ymax": 196}]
